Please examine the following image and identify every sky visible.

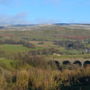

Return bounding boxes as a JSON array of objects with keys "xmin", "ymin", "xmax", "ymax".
[{"xmin": 0, "ymin": 0, "xmax": 90, "ymax": 25}]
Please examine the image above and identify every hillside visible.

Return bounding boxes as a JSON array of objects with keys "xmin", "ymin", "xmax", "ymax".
[
  {"xmin": 0, "ymin": 24, "xmax": 90, "ymax": 41},
  {"xmin": 0, "ymin": 24, "xmax": 90, "ymax": 90}
]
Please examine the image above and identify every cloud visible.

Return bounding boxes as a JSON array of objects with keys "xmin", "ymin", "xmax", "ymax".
[{"xmin": 0, "ymin": 12, "xmax": 30, "ymax": 25}]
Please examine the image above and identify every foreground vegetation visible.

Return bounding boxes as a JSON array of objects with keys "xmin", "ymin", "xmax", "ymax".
[
  {"xmin": 0, "ymin": 44, "xmax": 89, "ymax": 90},
  {"xmin": 0, "ymin": 64, "xmax": 90, "ymax": 90}
]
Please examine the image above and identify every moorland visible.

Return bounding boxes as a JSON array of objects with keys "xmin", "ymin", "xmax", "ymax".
[{"xmin": 0, "ymin": 24, "xmax": 90, "ymax": 90}]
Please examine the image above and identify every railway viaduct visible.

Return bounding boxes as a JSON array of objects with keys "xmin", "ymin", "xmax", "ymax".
[{"xmin": 49, "ymin": 59, "xmax": 90, "ymax": 69}]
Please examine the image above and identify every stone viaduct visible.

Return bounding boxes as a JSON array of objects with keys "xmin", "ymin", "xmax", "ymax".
[{"xmin": 50, "ymin": 59, "xmax": 90, "ymax": 69}]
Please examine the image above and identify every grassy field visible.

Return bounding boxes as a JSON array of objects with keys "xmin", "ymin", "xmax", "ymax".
[
  {"xmin": 0, "ymin": 43, "xmax": 90, "ymax": 59},
  {"xmin": 0, "ymin": 44, "xmax": 29, "ymax": 53},
  {"xmin": 49, "ymin": 54, "xmax": 90, "ymax": 60},
  {"xmin": 0, "ymin": 44, "xmax": 46, "ymax": 54},
  {"xmin": 0, "ymin": 58, "xmax": 17, "ymax": 70}
]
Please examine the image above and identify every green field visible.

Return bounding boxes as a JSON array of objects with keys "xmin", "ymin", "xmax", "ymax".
[
  {"xmin": 0, "ymin": 44, "xmax": 29, "ymax": 53},
  {"xmin": 0, "ymin": 58, "xmax": 17, "ymax": 70}
]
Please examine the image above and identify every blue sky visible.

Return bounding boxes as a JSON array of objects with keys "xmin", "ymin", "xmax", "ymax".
[{"xmin": 0, "ymin": 0, "xmax": 90, "ymax": 24}]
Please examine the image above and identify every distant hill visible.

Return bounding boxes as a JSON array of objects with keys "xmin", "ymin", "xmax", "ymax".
[
  {"xmin": 0, "ymin": 23, "xmax": 90, "ymax": 28},
  {"xmin": 0, "ymin": 24, "xmax": 90, "ymax": 41}
]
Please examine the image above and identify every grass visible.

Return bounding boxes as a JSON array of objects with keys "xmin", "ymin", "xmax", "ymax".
[
  {"xmin": 0, "ymin": 66, "xmax": 90, "ymax": 90},
  {"xmin": 49, "ymin": 54, "xmax": 90, "ymax": 60},
  {"xmin": 0, "ymin": 58, "xmax": 17, "ymax": 70},
  {"xmin": 0, "ymin": 44, "xmax": 29, "ymax": 53},
  {"xmin": 0, "ymin": 44, "xmax": 46, "ymax": 55},
  {"xmin": 0, "ymin": 44, "xmax": 90, "ymax": 60}
]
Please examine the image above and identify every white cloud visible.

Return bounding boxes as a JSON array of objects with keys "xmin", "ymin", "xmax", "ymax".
[{"xmin": 0, "ymin": 12, "xmax": 30, "ymax": 25}]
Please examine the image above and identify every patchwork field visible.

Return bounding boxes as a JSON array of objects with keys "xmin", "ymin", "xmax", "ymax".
[{"xmin": 0, "ymin": 25, "xmax": 90, "ymax": 90}]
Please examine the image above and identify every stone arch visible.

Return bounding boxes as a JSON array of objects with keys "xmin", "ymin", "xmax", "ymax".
[
  {"xmin": 48, "ymin": 60, "xmax": 61, "ymax": 70},
  {"xmin": 63, "ymin": 60, "xmax": 71, "ymax": 65},
  {"xmin": 73, "ymin": 60, "xmax": 82, "ymax": 66},
  {"xmin": 83, "ymin": 61, "xmax": 90, "ymax": 67},
  {"xmin": 54, "ymin": 61, "xmax": 61, "ymax": 70}
]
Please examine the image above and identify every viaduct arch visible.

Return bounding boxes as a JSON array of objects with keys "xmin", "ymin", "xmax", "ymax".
[{"xmin": 51, "ymin": 59, "xmax": 90, "ymax": 69}]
